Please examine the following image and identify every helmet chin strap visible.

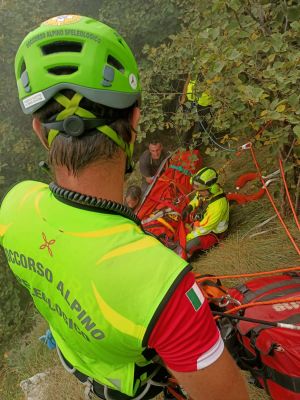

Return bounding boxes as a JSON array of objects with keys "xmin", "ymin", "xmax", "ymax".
[{"xmin": 43, "ymin": 93, "xmax": 134, "ymax": 172}]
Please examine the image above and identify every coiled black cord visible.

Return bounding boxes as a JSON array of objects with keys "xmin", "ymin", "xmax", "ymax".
[{"xmin": 49, "ymin": 181, "xmax": 141, "ymax": 225}]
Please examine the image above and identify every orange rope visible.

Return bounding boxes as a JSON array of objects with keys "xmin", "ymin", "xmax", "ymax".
[
  {"xmin": 279, "ymin": 157, "xmax": 300, "ymax": 231},
  {"xmin": 194, "ymin": 265, "xmax": 300, "ymax": 284},
  {"xmin": 218, "ymin": 295, "xmax": 300, "ymax": 316},
  {"xmin": 248, "ymin": 144, "xmax": 300, "ymax": 256}
]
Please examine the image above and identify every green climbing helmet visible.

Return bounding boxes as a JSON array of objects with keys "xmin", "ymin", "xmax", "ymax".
[
  {"xmin": 15, "ymin": 15, "xmax": 141, "ymax": 115},
  {"xmin": 15, "ymin": 15, "xmax": 141, "ymax": 171},
  {"xmin": 190, "ymin": 167, "xmax": 218, "ymax": 190}
]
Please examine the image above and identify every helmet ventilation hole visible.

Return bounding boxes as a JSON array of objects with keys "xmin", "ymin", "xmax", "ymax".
[
  {"xmin": 20, "ymin": 60, "xmax": 26, "ymax": 75},
  {"xmin": 41, "ymin": 41, "xmax": 83, "ymax": 55},
  {"xmin": 48, "ymin": 66, "xmax": 78, "ymax": 75},
  {"xmin": 107, "ymin": 55, "xmax": 124, "ymax": 73},
  {"xmin": 20, "ymin": 60, "xmax": 31, "ymax": 92}
]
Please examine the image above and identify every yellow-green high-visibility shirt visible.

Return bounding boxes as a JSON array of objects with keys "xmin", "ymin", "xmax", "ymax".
[
  {"xmin": 186, "ymin": 80, "xmax": 213, "ymax": 107},
  {"xmin": 0, "ymin": 180, "xmax": 190, "ymax": 396},
  {"xmin": 186, "ymin": 188, "xmax": 229, "ymax": 240}
]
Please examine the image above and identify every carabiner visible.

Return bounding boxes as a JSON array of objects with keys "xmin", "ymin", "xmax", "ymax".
[{"xmin": 240, "ymin": 142, "xmax": 252, "ymax": 151}]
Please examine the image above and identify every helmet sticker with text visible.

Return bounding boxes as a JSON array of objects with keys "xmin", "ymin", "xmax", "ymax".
[
  {"xmin": 23, "ymin": 92, "xmax": 45, "ymax": 109},
  {"xmin": 43, "ymin": 15, "xmax": 81, "ymax": 26}
]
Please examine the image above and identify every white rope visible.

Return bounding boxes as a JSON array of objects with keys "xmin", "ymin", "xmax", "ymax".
[
  {"xmin": 56, "ymin": 346, "xmax": 76, "ymax": 374},
  {"xmin": 241, "ymin": 215, "xmax": 277, "ymax": 239}
]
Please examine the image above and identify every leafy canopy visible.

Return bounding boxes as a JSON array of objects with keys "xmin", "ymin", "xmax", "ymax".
[{"xmin": 141, "ymin": 0, "xmax": 300, "ymax": 166}]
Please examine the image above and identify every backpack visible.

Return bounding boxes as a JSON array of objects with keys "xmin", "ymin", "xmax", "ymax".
[{"xmin": 222, "ymin": 273, "xmax": 300, "ymax": 399}]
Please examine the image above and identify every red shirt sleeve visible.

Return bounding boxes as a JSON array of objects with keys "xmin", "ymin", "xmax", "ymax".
[{"xmin": 148, "ymin": 272, "xmax": 224, "ymax": 372}]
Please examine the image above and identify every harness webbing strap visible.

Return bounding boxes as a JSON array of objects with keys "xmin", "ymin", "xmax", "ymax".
[
  {"xmin": 207, "ymin": 193, "xmax": 226, "ymax": 205},
  {"xmin": 169, "ymin": 165, "xmax": 192, "ymax": 176},
  {"xmin": 264, "ymin": 364, "xmax": 300, "ymax": 393},
  {"xmin": 194, "ymin": 193, "xmax": 225, "ymax": 218},
  {"xmin": 57, "ymin": 346, "xmax": 166, "ymax": 400},
  {"xmin": 258, "ymin": 286, "xmax": 300, "ymax": 302},
  {"xmin": 237, "ymin": 277, "xmax": 300, "ymax": 304}
]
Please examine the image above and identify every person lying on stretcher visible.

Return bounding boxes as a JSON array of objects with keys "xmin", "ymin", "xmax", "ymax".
[{"xmin": 182, "ymin": 167, "xmax": 229, "ymax": 258}]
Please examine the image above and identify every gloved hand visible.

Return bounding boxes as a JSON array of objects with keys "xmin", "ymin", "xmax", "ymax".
[
  {"xmin": 39, "ymin": 329, "xmax": 56, "ymax": 350},
  {"xmin": 182, "ymin": 204, "xmax": 192, "ymax": 221}
]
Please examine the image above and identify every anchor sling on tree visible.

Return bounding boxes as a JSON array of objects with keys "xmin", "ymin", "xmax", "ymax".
[{"xmin": 0, "ymin": 14, "xmax": 248, "ymax": 400}]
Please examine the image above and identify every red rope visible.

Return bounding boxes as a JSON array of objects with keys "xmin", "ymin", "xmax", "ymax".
[
  {"xmin": 279, "ymin": 157, "xmax": 300, "ymax": 231},
  {"xmin": 254, "ymin": 120, "xmax": 273, "ymax": 138},
  {"xmin": 227, "ymin": 188, "xmax": 266, "ymax": 204},
  {"xmin": 248, "ymin": 144, "xmax": 300, "ymax": 256},
  {"xmin": 235, "ymin": 172, "xmax": 259, "ymax": 189}
]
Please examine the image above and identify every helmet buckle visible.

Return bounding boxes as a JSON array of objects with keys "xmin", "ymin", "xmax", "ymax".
[{"xmin": 63, "ymin": 115, "xmax": 85, "ymax": 136}]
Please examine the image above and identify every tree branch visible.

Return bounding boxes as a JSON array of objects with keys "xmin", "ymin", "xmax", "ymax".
[
  {"xmin": 284, "ymin": 138, "xmax": 296, "ymax": 162},
  {"xmin": 282, "ymin": 0, "xmax": 289, "ymax": 33},
  {"xmin": 246, "ymin": 0, "xmax": 267, "ymax": 36},
  {"xmin": 232, "ymin": 8, "xmax": 248, "ymax": 32}
]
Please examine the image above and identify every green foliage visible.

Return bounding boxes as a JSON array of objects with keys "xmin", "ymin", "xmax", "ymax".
[{"xmin": 141, "ymin": 0, "xmax": 300, "ymax": 175}]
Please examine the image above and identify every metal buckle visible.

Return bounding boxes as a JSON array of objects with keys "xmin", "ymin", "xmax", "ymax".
[
  {"xmin": 218, "ymin": 295, "xmax": 241, "ymax": 308},
  {"xmin": 240, "ymin": 142, "xmax": 252, "ymax": 150}
]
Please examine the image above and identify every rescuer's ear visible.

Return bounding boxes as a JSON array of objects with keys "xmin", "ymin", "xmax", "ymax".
[
  {"xmin": 129, "ymin": 107, "xmax": 141, "ymax": 143},
  {"xmin": 32, "ymin": 118, "xmax": 49, "ymax": 150}
]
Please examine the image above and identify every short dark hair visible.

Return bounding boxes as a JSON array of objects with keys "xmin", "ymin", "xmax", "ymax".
[
  {"xmin": 34, "ymin": 90, "xmax": 134, "ymax": 175},
  {"xmin": 125, "ymin": 185, "xmax": 142, "ymax": 201},
  {"xmin": 149, "ymin": 140, "xmax": 162, "ymax": 146}
]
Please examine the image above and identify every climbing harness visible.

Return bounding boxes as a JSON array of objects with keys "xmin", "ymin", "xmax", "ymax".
[{"xmin": 56, "ymin": 345, "xmax": 169, "ymax": 400}]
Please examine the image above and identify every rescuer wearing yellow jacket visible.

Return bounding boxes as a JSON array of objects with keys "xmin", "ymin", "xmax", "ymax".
[
  {"xmin": 179, "ymin": 74, "xmax": 213, "ymax": 146},
  {"xmin": 180, "ymin": 73, "xmax": 213, "ymax": 107},
  {"xmin": 186, "ymin": 79, "xmax": 213, "ymax": 107},
  {"xmin": 183, "ymin": 167, "xmax": 229, "ymax": 258},
  {"xmin": 0, "ymin": 15, "xmax": 249, "ymax": 400}
]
